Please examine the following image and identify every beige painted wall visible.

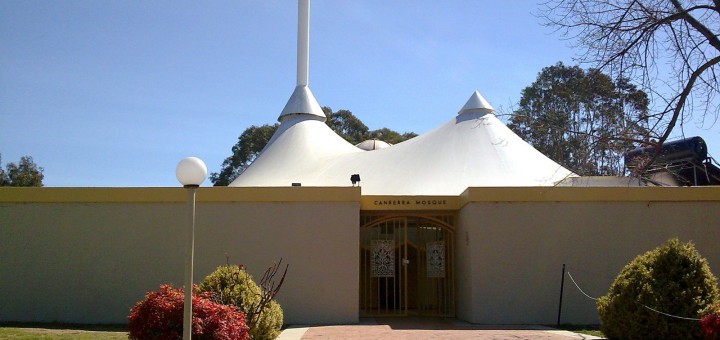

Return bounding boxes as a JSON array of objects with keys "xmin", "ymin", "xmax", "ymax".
[
  {"xmin": 0, "ymin": 187, "xmax": 360, "ymax": 325},
  {"xmin": 456, "ymin": 200, "xmax": 720, "ymax": 325},
  {"xmin": 195, "ymin": 202, "xmax": 359, "ymax": 325},
  {"xmin": 3, "ymin": 186, "xmax": 719, "ymax": 326}
]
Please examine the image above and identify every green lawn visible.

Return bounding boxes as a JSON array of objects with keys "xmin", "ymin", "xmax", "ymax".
[
  {"xmin": 0, "ymin": 324, "xmax": 127, "ymax": 340},
  {"xmin": 557, "ymin": 324, "xmax": 605, "ymax": 338}
]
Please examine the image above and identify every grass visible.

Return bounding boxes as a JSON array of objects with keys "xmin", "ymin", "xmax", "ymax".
[
  {"xmin": 0, "ymin": 323, "xmax": 127, "ymax": 340},
  {"xmin": 556, "ymin": 324, "xmax": 605, "ymax": 338}
]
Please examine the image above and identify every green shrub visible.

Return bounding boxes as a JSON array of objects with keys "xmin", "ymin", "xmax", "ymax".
[
  {"xmin": 597, "ymin": 238, "xmax": 719, "ymax": 339},
  {"xmin": 198, "ymin": 265, "xmax": 283, "ymax": 340}
]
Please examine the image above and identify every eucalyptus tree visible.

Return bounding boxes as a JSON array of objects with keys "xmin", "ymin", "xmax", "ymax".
[
  {"xmin": 509, "ymin": 63, "xmax": 649, "ymax": 176},
  {"xmin": 0, "ymin": 155, "xmax": 44, "ymax": 187}
]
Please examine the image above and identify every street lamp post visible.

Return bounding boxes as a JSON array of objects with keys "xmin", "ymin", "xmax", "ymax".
[{"xmin": 175, "ymin": 157, "xmax": 207, "ymax": 340}]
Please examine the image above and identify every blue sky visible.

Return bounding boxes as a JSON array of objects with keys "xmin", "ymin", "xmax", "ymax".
[{"xmin": 1, "ymin": 1, "xmax": 718, "ymax": 187}]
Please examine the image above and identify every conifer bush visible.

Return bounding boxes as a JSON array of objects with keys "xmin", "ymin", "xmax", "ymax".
[
  {"xmin": 199, "ymin": 265, "xmax": 283, "ymax": 340},
  {"xmin": 128, "ymin": 284, "xmax": 249, "ymax": 340},
  {"xmin": 597, "ymin": 239, "xmax": 719, "ymax": 339}
]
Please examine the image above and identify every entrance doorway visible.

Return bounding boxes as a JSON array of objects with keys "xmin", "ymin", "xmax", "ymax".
[{"xmin": 359, "ymin": 213, "xmax": 455, "ymax": 317}]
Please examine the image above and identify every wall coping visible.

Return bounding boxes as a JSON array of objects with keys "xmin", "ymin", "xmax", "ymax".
[
  {"xmin": 1, "ymin": 186, "xmax": 718, "ymax": 208},
  {"xmin": 362, "ymin": 186, "xmax": 720, "ymax": 210},
  {"xmin": 0, "ymin": 187, "xmax": 361, "ymax": 203},
  {"xmin": 460, "ymin": 186, "xmax": 720, "ymax": 203}
]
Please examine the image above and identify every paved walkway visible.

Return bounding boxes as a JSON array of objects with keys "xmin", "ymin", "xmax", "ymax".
[{"xmin": 277, "ymin": 317, "xmax": 604, "ymax": 340}]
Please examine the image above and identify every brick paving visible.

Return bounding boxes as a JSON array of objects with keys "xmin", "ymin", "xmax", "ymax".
[{"xmin": 278, "ymin": 317, "xmax": 601, "ymax": 340}]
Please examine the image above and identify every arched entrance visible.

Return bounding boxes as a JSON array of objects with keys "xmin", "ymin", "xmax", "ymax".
[{"xmin": 359, "ymin": 213, "xmax": 455, "ymax": 317}]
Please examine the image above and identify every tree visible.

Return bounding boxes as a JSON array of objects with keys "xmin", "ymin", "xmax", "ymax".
[
  {"xmin": 323, "ymin": 107, "xmax": 369, "ymax": 145},
  {"xmin": 0, "ymin": 154, "xmax": 44, "ymax": 187},
  {"xmin": 509, "ymin": 62, "xmax": 649, "ymax": 176},
  {"xmin": 323, "ymin": 107, "xmax": 417, "ymax": 145},
  {"xmin": 210, "ymin": 124, "xmax": 279, "ymax": 186},
  {"xmin": 540, "ymin": 0, "xmax": 720, "ymax": 173},
  {"xmin": 211, "ymin": 107, "xmax": 417, "ymax": 186},
  {"xmin": 0, "ymin": 155, "xmax": 4, "ymax": 185},
  {"xmin": 365, "ymin": 128, "xmax": 418, "ymax": 145}
]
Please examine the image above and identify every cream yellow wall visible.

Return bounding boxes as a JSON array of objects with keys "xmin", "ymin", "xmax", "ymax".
[
  {"xmin": 194, "ymin": 202, "xmax": 359, "ymax": 325},
  {"xmin": 0, "ymin": 187, "xmax": 360, "ymax": 325},
  {"xmin": 456, "ymin": 196, "xmax": 720, "ymax": 324},
  {"xmin": 3, "ymin": 186, "xmax": 719, "ymax": 326},
  {"xmin": 1, "ymin": 202, "xmax": 185, "ymax": 323}
]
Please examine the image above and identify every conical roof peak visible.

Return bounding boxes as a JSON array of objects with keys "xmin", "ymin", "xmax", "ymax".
[
  {"xmin": 458, "ymin": 90, "xmax": 494, "ymax": 116},
  {"xmin": 278, "ymin": 85, "xmax": 326, "ymax": 122}
]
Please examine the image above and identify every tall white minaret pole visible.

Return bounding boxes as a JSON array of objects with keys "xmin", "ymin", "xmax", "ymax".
[
  {"xmin": 297, "ymin": 0, "xmax": 310, "ymax": 87},
  {"xmin": 278, "ymin": 0, "xmax": 324, "ymax": 121}
]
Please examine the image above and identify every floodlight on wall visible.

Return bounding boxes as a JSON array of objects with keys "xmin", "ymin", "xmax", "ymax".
[
  {"xmin": 175, "ymin": 156, "xmax": 207, "ymax": 340},
  {"xmin": 351, "ymin": 174, "xmax": 361, "ymax": 186}
]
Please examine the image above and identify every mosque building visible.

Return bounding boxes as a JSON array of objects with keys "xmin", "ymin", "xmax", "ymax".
[{"xmin": 1, "ymin": 0, "xmax": 719, "ymax": 327}]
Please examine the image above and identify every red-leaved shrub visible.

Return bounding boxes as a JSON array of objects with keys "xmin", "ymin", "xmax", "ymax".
[
  {"xmin": 702, "ymin": 309, "xmax": 720, "ymax": 340},
  {"xmin": 128, "ymin": 284, "xmax": 249, "ymax": 340}
]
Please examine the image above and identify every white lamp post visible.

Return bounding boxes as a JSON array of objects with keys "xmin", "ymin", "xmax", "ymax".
[{"xmin": 175, "ymin": 157, "xmax": 207, "ymax": 340}]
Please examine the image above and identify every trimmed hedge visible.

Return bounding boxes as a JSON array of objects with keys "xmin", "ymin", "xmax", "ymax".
[
  {"xmin": 597, "ymin": 239, "xmax": 719, "ymax": 339},
  {"xmin": 199, "ymin": 265, "xmax": 283, "ymax": 340}
]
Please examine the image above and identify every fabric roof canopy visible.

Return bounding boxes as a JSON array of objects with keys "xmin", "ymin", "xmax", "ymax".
[{"xmin": 229, "ymin": 91, "xmax": 576, "ymax": 195}]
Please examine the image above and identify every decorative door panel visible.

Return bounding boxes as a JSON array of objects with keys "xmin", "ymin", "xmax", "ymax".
[
  {"xmin": 359, "ymin": 217, "xmax": 407, "ymax": 316},
  {"xmin": 360, "ymin": 214, "xmax": 455, "ymax": 317}
]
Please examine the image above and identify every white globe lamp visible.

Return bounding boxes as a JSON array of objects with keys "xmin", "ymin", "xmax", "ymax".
[{"xmin": 176, "ymin": 157, "xmax": 207, "ymax": 187}]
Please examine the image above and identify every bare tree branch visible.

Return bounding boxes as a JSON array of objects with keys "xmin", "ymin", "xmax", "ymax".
[{"xmin": 540, "ymin": 0, "xmax": 720, "ymax": 175}]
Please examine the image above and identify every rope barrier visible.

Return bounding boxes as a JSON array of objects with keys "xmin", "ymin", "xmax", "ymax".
[
  {"xmin": 643, "ymin": 305, "xmax": 701, "ymax": 321},
  {"xmin": 566, "ymin": 271, "xmax": 598, "ymax": 301},
  {"xmin": 565, "ymin": 270, "xmax": 701, "ymax": 321}
]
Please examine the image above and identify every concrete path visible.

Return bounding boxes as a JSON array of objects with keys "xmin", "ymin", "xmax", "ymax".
[{"xmin": 277, "ymin": 317, "xmax": 604, "ymax": 340}]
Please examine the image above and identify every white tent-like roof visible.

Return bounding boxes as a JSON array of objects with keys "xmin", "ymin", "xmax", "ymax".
[
  {"xmin": 229, "ymin": 91, "xmax": 576, "ymax": 195},
  {"xmin": 230, "ymin": 2, "xmax": 575, "ymax": 194}
]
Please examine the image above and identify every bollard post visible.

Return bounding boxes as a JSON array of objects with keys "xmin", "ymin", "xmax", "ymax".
[{"xmin": 557, "ymin": 263, "xmax": 565, "ymax": 328}]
